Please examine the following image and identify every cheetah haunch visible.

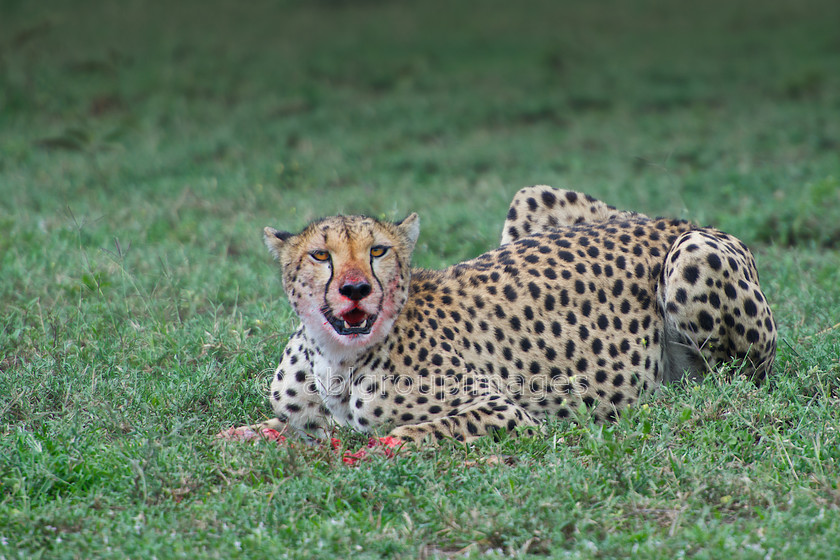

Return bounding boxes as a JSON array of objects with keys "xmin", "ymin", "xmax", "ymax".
[{"xmin": 238, "ymin": 186, "xmax": 776, "ymax": 444}]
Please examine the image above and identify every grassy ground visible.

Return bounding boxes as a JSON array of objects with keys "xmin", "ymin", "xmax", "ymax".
[{"xmin": 2, "ymin": 0, "xmax": 839, "ymax": 557}]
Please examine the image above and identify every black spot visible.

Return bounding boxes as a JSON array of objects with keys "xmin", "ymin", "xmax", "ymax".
[
  {"xmin": 541, "ymin": 190, "xmax": 557, "ymax": 208},
  {"xmin": 698, "ymin": 311, "xmax": 714, "ymax": 331},
  {"xmin": 683, "ymin": 265, "xmax": 700, "ymax": 285},
  {"xmin": 559, "ymin": 289, "xmax": 570, "ymax": 306},
  {"xmin": 579, "ymin": 325, "xmax": 589, "ymax": 340},
  {"xmin": 503, "ymin": 285, "xmax": 518, "ymax": 302},
  {"xmin": 707, "ymin": 253, "xmax": 722, "ymax": 270},
  {"xmin": 724, "ymin": 283, "xmax": 738, "ymax": 299},
  {"xmin": 544, "ymin": 294, "xmax": 555, "ymax": 311},
  {"xmin": 597, "ymin": 314, "xmax": 609, "ymax": 330},
  {"xmin": 743, "ymin": 298, "xmax": 758, "ymax": 317}
]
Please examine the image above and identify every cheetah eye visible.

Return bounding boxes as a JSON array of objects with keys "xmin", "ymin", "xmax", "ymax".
[
  {"xmin": 310, "ymin": 250, "xmax": 330, "ymax": 262},
  {"xmin": 370, "ymin": 246, "xmax": 389, "ymax": 258}
]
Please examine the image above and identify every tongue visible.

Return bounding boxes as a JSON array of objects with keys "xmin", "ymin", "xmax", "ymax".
[{"xmin": 342, "ymin": 308, "xmax": 367, "ymax": 326}]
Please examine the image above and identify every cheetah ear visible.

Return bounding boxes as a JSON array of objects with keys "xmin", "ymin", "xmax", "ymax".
[
  {"xmin": 395, "ymin": 213, "xmax": 420, "ymax": 251},
  {"xmin": 264, "ymin": 227, "xmax": 293, "ymax": 261}
]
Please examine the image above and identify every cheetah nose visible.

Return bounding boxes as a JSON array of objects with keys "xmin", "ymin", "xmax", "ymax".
[{"xmin": 339, "ymin": 281, "xmax": 372, "ymax": 301}]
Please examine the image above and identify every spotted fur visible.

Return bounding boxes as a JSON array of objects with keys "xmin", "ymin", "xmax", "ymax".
[{"xmin": 236, "ymin": 186, "xmax": 776, "ymax": 444}]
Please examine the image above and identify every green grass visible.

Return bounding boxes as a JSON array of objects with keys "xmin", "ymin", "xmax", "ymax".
[{"xmin": 2, "ymin": 0, "xmax": 840, "ymax": 557}]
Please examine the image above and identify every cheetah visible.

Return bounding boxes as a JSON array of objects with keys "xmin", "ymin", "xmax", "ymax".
[{"xmin": 229, "ymin": 186, "xmax": 776, "ymax": 444}]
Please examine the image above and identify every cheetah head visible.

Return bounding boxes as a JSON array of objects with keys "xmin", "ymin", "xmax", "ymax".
[{"xmin": 264, "ymin": 213, "xmax": 420, "ymax": 358}]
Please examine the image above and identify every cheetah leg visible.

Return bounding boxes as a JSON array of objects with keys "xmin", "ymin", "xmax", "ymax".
[
  {"xmin": 501, "ymin": 185, "xmax": 647, "ymax": 245},
  {"xmin": 387, "ymin": 395, "xmax": 541, "ymax": 444},
  {"xmin": 223, "ymin": 363, "xmax": 331, "ymax": 442},
  {"xmin": 228, "ymin": 365, "xmax": 331, "ymax": 442},
  {"xmin": 220, "ymin": 327, "xmax": 333, "ymax": 441},
  {"xmin": 658, "ymin": 229, "xmax": 777, "ymax": 384}
]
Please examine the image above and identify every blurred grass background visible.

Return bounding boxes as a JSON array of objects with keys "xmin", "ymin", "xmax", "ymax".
[{"xmin": 1, "ymin": 0, "xmax": 839, "ymax": 557}]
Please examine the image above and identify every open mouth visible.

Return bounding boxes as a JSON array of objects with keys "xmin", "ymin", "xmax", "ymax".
[{"xmin": 323, "ymin": 307, "xmax": 377, "ymax": 336}]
